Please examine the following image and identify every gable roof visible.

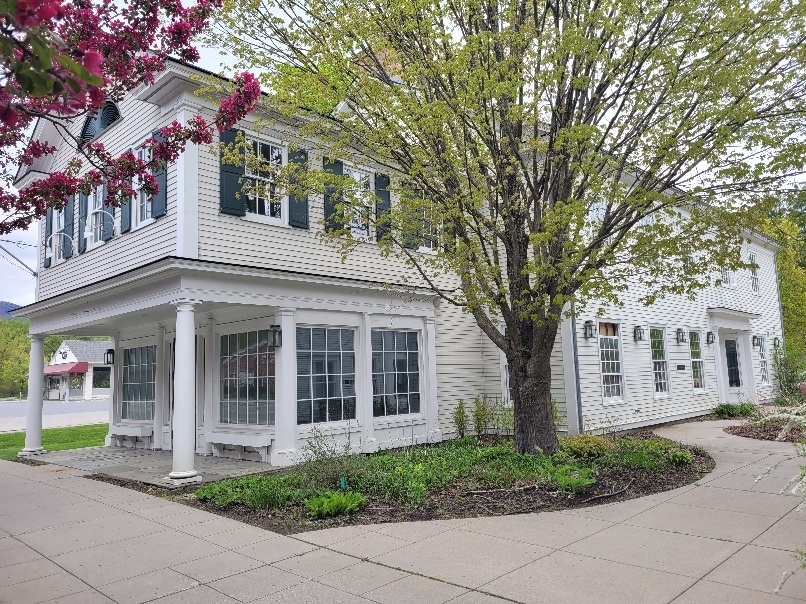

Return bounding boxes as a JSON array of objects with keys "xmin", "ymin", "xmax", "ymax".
[{"xmin": 61, "ymin": 340, "xmax": 112, "ymax": 363}]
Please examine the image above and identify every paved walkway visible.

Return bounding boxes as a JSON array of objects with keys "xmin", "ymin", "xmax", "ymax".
[
  {"xmin": 0, "ymin": 399, "xmax": 108, "ymax": 433},
  {"xmin": 0, "ymin": 420, "xmax": 804, "ymax": 604}
]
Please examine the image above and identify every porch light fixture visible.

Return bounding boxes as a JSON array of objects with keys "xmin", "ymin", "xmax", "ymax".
[
  {"xmin": 633, "ymin": 325, "xmax": 645, "ymax": 341},
  {"xmin": 583, "ymin": 320, "xmax": 596, "ymax": 339},
  {"xmin": 83, "ymin": 208, "xmax": 117, "ymax": 239},
  {"xmin": 269, "ymin": 325, "xmax": 282, "ymax": 348},
  {"xmin": 752, "ymin": 335, "xmax": 760, "ymax": 348},
  {"xmin": 676, "ymin": 328, "xmax": 688, "ymax": 344},
  {"xmin": 706, "ymin": 331, "xmax": 715, "ymax": 345},
  {"xmin": 774, "ymin": 337, "xmax": 782, "ymax": 349},
  {"xmin": 104, "ymin": 348, "xmax": 115, "ymax": 365}
]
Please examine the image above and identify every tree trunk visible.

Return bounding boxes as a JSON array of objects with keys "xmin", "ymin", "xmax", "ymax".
[{"xmin": 508, "ymin": 322, "xmax": 560, "ymax": 455}]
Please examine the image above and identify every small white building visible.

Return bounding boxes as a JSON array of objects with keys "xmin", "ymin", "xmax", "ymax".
[
  {"xmin": 44, "ymin": 340, "xmax": 113, "ymax": 401},
  {"xmin": 13, "ymin": 62, "xmax": 783, "ymax": 483}
]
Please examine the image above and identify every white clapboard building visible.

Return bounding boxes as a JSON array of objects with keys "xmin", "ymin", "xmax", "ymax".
[{"xmin": 13, "ymin": 61, "xmax": 783, "ymax": 482}]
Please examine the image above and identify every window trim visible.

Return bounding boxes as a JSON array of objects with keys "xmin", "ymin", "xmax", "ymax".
[
  {"xmin": 342, "ymin": 162, "xmax": 375, "ymax": 241},
  {"xmin": 649, "ymin": 325, "xmax": 670, "ymax": 398},
  {"xmin": 758, "ymin": 335, "xmax": 769, "ymax": 385},
  {"xmin": 241, "ymin": 135, "xmax": 288, "ymax": 227},
  {"xmin": 131, "ymin": 144, "xmax": 157, "ymax": 232},
  {"xmin": 749, "ymin": 251, "xmax": 760, "ymax": 294},
  {"xmin": 597, "ymin": 319, "xmax": 626, "ymax": 405},
  {"xmin": 720, "ymin": 266, "xmax": 734, "ymax": 289},
  {"xmin": 120, "ymin": 345, "xmax": 157, "ymax": 423},
  {"xmin": 86, "ymin": 184, "xmax": 107, "ymax": 251},
  {"xmin": 51, "ymin": 207, "xmax": 67, "ymax": 265},
  {"xmin": 371, "ymin": 328, "xmax": 424, "ymax": 418},
  {"xmin": 688, "ymin": 329, "xmax": 706, "ymax": 393}
]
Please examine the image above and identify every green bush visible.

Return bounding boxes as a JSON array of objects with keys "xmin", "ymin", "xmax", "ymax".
[
  {"xmin": 538, "ymin": 456, "xmax": 596, "ymax": 494},
  {"xmin": 713, "ymin": 402, "xmax": 756, "ymax": 419},
  {"xmin": 561, "ymin": 434, "xmax": 616, "ymax": 457},
  {"xmin": 452, "ymin": 399, "xmax": 468, "ymax": 437},
  {"xmin": 667, "ymin": 449, "xmax": 693, "ymax": 465},
  {"xmin": 305, "ymin": 491, "xmax": 366, "ymax": 518},
  {"xmin": 195, "ymin": 473, "xmax": 312, "ymax": 509},
  {"xmin": 473, "ymin": 394, "xmax": 492, "ymax": 437},
  {"xmin": 601, "ymin": 437, "xmax": 677, "ymax": 471}
]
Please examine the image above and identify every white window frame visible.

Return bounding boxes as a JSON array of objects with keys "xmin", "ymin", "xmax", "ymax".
[
  {"xmin": 121, "ymin": 345, "xmax": 157, "ymax": 422},
  {"xmin": 759, "ymin": 336, "xmax": 769, "ymax": 385},
  {"xmin": 51, "ymin": 207, "xmax": 66, "ymax": 264},
  {"xmin": 133, "ymin": 145, "xmax": 156, "ymax": 231},
  {"xmin": 242, "ymin": 136, "xmax": 288, "ymax": 227},
  {"xmin": 689, "ymin": 330, "xmax": 706, "ymax": 393},
  {"xmin": 649, "ymin": 326, "xmax": 670, "ymax": 397},
  {"xmin": 371, "ymin": 329, "xmax": 422, "ymax": 417},
  {"xmin": 598, "ymin": 321, "xmax": 625, "ymax": 404},
  {"xmin": 720, "ymin": 266, "xmax": 734, "ymax": 289},
  {"xmin": 749, "ymin": 251, "xmax": 760, "ymax": 294},
  {"xmin": 343, "ymin": 163, "xmax": 374, "ymax": 240},
  {"xmin": 86, "ymin": 184, "xmax": 106, "ymax": 250}
]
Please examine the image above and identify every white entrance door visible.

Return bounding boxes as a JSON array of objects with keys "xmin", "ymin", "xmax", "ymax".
[{"xmin": 723, "ymin": 337, "xmax": 742, "ymax": 403}]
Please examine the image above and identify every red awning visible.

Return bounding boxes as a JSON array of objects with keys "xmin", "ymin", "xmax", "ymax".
[{"xmin": 44, "ymin": 362, "xmax": 88, "ymax": 375}]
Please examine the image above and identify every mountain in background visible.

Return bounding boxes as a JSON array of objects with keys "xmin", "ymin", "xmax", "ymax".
[{"xmin": 0, "ymin": 302, "xmax": 21, "ymax": 319}]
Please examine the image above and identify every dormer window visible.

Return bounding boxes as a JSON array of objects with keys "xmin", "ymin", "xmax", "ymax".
[{"xmin": 80, "ymin": 101, "xmax": 121, "ymax": 145}]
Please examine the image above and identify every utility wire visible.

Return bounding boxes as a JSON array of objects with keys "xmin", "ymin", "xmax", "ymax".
[
  {"xmin": 0, "ymin": 239, "xmax": 36, "ymax": 247},
  {"xmin": 0, "ymin": 243, "xmax": 37, "ymax": 277}
]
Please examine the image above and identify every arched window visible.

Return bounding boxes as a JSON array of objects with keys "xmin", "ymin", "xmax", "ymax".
[{"xmin": 80, "ymin": 101, "xmax": 121, "ymax": 145}]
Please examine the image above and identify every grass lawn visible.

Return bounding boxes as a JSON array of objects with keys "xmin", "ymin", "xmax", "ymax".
[{"xmin": 0, "ymin": 424, "xmax": 108, "ymax": 460}]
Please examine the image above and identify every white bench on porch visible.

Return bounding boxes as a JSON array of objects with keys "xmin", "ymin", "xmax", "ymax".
[
  {"xmin": 206, "ymin": 431, "xmax": 274, "ymax": 464},
  {"xmin": 109, "ymin": 424, "xmax": 153, "ymax": 449}
]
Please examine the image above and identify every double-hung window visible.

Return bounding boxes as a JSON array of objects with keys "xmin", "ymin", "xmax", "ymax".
[
  {"xmin": 598, "ymin": 322, "xmax": 624, "ymax": 400},
  {"xmin": 296, "ymin": 327, "xmax": 356, "ymax": 424},
  {"xmin": 720, "ymin": 267, "xmax": 733, "ymax": 288},
  {"xmin": 749, "ymin": 252, "xmax": 760, "ymax": 293},
  {"xmin": 135, "ymin": 147, "xmax": 154, "ymax": 228},
  {"xmin": 245, "ymin": 139, "xmax": 284, "ymax": 223},
  {"xmin": 344, "ymin": 165, "xmax": 372, "ymax": 238},
  {"xmin": 689, "ymin": 331, "xmax": 705, "ymax": 391},
  {"xmin": 122, "ymin": 346, "xmax": 156, "ymax": 421},
  {"xmin": 87, "ymin": 184, "xmax": 105, "ymax": 246},
  {"xmin": 650, "ymin": 328, "xmax": 669, "ymax": 395},
  {"xmin": 759, "ymin": 336, "xmax": 769, "ymax": 384},
  {"xmin": 52, "ymin": 208, "xmax": 65, "ymax": 262},
  {"xmin": 219, "ymin": 330, "xmax": 275, "ymax": 426},
  {"xmin": 372, "ymin": 330, "xmax": 420, "ymax": 416}
]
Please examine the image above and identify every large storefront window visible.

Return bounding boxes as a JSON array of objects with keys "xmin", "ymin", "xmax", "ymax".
[
  {"xmin": 372, "ymin": 330, "xmax": 420, "ymax": 417},
  {"xmin": 296, "ymin": 327, "xmax": 356, "ymax": 424},
  {"xmin": 122, "ymin": 346, "xmax": 156, "ymax": 421},
  {"xmin": 219, "ymin": 331, "xmax": 275, "ymax": 426}
]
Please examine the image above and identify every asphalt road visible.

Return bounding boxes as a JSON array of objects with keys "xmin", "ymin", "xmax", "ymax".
[{"xmin": 0, "ymin": 398, "xmax": 109, "ymax": 432}]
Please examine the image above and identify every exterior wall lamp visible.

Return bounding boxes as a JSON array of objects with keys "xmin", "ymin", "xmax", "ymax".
[
  {"xmin": 752, "ymin": 335, "xmax": 760, "ymax": 348},
  {"xmin": 676, "ymin": 328, "xmax": 688, "ymax": 344},
  {"xmin": 633, "ymin": 325, "xmax": 645, "ymax": 341},
  {"xmin": 269, "ymin": 325, "xmax": 282, "ymax": 348},
  {"xmin": 104, "ymin": 348, "xmax": 115, "ymax": 365},
  {"xmin": 706, "ymin": 332, "xmax": 715, "ymax": 345},
  {"xmin": 583, "ymin": 320, "xmax": 597, "ymax": 339},
  {"xmin": 773, "ymin": 337, "xmax": 782, "ymax": 349}
]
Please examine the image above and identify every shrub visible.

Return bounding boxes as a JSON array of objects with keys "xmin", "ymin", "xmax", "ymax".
[
  {"xmin": 473, "ymin": 394, "xmax": 492, "ymax": 437},
  {"xmin": 772, "ymin": 347, "xmax": 806, "ymax": 399},
  {"xmin": 489, "ymin": 398, "xmax": 514, "ymax": 437},
  {"xmin": 667, "ymin": 449, "xmax": 693, "ymax": 465},
  {"xmin": 305, "ymin": 491, "xmax": 366, "ymax": 518},
  {"xmin": 713, "ymin": 402, "xmax": 756, "ymax": 419},
  {"xmin": 195, "ymin": 473, "xmax": 311, "ymax": 509},
  {"xmin": 561, "ymin": 434, "xmax": 616, "ymax": 458},
  {"xmin": 601, "ymin": 437, "xmax": 677, "ymax": 471},
  {"xmin": 538, "ymin": 456, "xmax": 596, "ymax": 494},
  {"xmin": 452, "ymin": 400, "xmax": 468, "ymax": 437}
]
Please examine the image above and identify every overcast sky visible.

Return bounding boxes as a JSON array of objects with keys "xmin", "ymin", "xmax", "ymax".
[{"xmin": 0, "ymin": 45, "xmax": 237, "ymax": 307}]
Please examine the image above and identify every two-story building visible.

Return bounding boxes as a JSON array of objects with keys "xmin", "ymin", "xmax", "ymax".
[{"xmin": 13, "ymin": 61, "xmax": 783, "ymax": 483}]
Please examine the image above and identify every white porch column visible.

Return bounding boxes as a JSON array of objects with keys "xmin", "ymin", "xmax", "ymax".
[
  {"xmin": 153, "ymin": 326, "xmax": 165, "ymax": 450},
  {"xmin": 20, "ymin": 335, "xmax": 46, "ymax": 455},
  {"xmin": 424, "ymin": 315, "xmax": 442, "ymax": 444},
  {"xmin": 165, "ymin": 301, "xmax": 202, "ymax": 484},
  {"xmin": 271, "ymin": 308, "xmax": 297, "ymax": 466},
  {"xmin": 359, "ymin": 312, "xmax": 377, "ymax": 452}
]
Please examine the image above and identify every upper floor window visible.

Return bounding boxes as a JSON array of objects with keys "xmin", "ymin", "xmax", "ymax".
[
  {"xmin": 87, "ymin": 184, "xmax": 106, "ymax": 248},
  {"xmin": 344, "ymin": 165, "xmax": 373, "ymax": 238},
  {"xmin": 52, "ymin": 208, "xmax": 65, "ymax": 262},
  {"xmin": 720, "ymin": 267, "xmax": 733, "ymax": 288},
  {"xmin": 135, "ymin": 147, "xmax": 154, "ymax": 228},
  {"xmin": 749, "ymin": 252, "xmax": 759, "ymax": 293},
  {"xmin": 245, "ymin": 139, "xmax": 284, "ymax": 223},
  {"xmin": 80, "ymin": 101, "xmax": 121, "ymax": 145}
]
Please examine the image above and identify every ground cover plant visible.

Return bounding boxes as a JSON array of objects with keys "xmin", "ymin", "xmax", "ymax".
[
  {"xmin": 1, "ymin": 423, "xmax": 107, "ymax": 460},
  {"xmin": 713, "ymin": 402, "xmax": 757, "ymax": 419},
  {"xmin": 193, "ymin": 430, "xmax": 712, "ymax": 533}
]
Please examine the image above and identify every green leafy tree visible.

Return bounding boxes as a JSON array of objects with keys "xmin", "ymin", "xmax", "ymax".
[
  {"xmin": 0, "ymin": 319, "xmax": 29, "ymax": 397},
  {"xmin": 211, "ymin": 0, "xmax": 806, "ymax": 454}
]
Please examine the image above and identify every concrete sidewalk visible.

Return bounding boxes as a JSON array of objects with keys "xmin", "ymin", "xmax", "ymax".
[{"xmin": 0, "ymin": 421, "xmax": 804, "ymax": 604}]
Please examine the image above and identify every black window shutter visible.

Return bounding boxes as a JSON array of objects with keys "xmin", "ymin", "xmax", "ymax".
[
  {"xmin": 43, "ymin": 207, "xmax": 52, "ymax": 268},
  {"xmin": 323, "ymin": 157, "xmax": 343, "ymax": 231},
  {"xmin": 62, "ymin": 195, "xmax": 74, "ymax": 259},
  {"xmin": 288, "ymin": 149, "xmax": 309, "ymax": 229},
  {"xmin": 78, "ymin": 193, "xmax": 87, "ymax": 253},
  {"xmin": 120, "ymin": 149, "xmax": 132, "ymax": 234},
  {"xmin": 220, "ymin": 129, "xmax": 246, "ymax": 216},
  {"xmin": 375, "ymin": 173, "xmax": 391, "ymax": 242},
  {"xmin": 151, "ymin": 133, "xmax": 168, "ymax": 218},
  {"xmin": 101, "ymin": 185, "xmax": 114, "ymax": 241}
]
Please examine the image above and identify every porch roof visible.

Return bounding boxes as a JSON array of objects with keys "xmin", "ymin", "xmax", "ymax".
[{"xmin": 44, "ymin": 361, "xmax": 88, "ymax": 375}]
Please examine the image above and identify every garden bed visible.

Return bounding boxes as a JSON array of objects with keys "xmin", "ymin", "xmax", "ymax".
[
  {"xmin": 724, "ymin": 424, "xmax": 805, "ymax": 443},
  {"xmin": 177, "ymin": 431, "xmax": 713, "ymax": 534}
]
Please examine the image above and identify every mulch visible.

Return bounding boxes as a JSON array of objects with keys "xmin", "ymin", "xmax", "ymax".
[
  {"xmin": 84, "ymin": 440, "xmax": 714, "ymax": 535},
  {"xmin": 724, "ymin": 424, "xmax": 805, "ymax": 443}
]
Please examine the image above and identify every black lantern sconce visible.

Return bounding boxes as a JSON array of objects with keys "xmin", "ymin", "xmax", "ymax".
[
  {"xmin": 583, "ymin": 320, "xmax": 597, "ymax": 339},
  {"xmin": 752, "ymin": 335, "xmax": 760, "ymax": 348},
  {"xmin": 774, "ymin": 337, "xmax": 782, "ymax": 349},
  {"xmin": 269, "ymin": 325, "xmax": 283, "ymax": 348},
  {"xmin": 676, "ymin": 328, "xmax": 688, "ymax": 344},
  {"xmin": 104, "ymin": 348, "xmax": 115, "ymax": 365},
  {"xmin": 706, "ymin": 332, "xmax": 715, "ymax": 345},
  {"xmin": 633, "ymin": 325, "xmax": 645, "ymax": 342}
]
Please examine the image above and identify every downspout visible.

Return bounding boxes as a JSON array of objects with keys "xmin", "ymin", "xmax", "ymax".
[{"xmin": 570, "ymin": 302, "xmax": 584, "ymax": 433}]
